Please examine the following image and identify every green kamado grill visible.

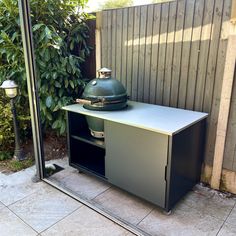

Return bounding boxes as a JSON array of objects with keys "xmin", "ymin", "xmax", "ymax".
[{"xmin": 77, "ymin": 68, "xmax": 128, "ymax": 138}]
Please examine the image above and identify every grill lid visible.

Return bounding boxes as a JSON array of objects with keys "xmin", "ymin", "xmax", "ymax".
[{"xmin": 77, "ymin": 68, "xmax": 128, "ymax": 111}]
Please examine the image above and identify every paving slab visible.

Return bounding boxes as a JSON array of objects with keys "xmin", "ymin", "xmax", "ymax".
[
  {"xmin": 8, "ymin": 184, "xmax": 81, "ymax": 233},
  {"xmin": 41, "ymin": 205, "xmax": 134, "ymax": 236},
  {"xmin": 53, "ymin": 171, "xmax": 111, "ymax": 200},
  {"xmin": 218, "ymin": 223, "xmax": 236, "ymax": 236},
  {"xmin": 138, "ymin": 202, "xmax": 224, "ymax": 236},
  {"xmin": 0, "ymin": 167, "xmax": 44, "ymax": 206},
  {"xmin": 50, "ymin": 167, "xmax": 81, "ymax": 182},
  {"xmin": 226, "ymin": 204, "xmax": 236, "ymax": 225},
  {"xmin": 94, "ymin": 187, "xmax": 154, "ymax": 225},
  {"xmin": 183, "ymin": 189, "xmax": 236, "ymax": 221},
  {"xmin": 0, "ymin": 207, "xmax": 37, "ymax": 236}
]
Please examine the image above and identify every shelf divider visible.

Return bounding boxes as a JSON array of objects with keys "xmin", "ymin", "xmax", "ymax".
[{"xmin": 71, "ymin": 132, "xmax": 105, "ymax": 149}]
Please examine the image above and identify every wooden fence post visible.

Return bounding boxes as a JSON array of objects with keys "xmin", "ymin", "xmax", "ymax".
[
  {"xmin": 96, "ymin": 12, "xmax": 102, "ymax": 73},
  {"xmin": 231, "ymin": 0, "xmax": 236, "ymax": 24},
  {"xmin": 211, "ymin": 34, "xmax": 236, "ymax": 190}
]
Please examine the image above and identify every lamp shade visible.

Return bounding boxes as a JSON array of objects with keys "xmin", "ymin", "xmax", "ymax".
[{"xmin": 0, "ymin": 80, "xmax": 18, "ymax": 98}]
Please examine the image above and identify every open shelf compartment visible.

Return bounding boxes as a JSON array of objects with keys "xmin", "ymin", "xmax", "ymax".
[{"xmin": 67, "ymin": 111, "xmax": 106, "ymax": 178}]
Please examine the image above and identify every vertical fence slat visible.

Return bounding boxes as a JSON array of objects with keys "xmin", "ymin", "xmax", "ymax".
[
  {"xmin": 178, "ymin": 0, "xmax": 195, "ymax": 109},
  {"xmin": 149, "ymin": 4, "xmax": 161, "ymax": 104},
  {"xmin": 101, "ymin": 11, "xmax": 108, "ymax": 67},
  {"xmin": 131, "ymin": 6, "xmax": 141, "ymax": 100},
  {"xmin": 143, "ymin": 5, "xmax": 154, "ymax": 103},
  {"xmin": 186, "ymin": 0, "xmax": 204, "ymax": 110},
  {"xmin": 203, "ymin": 0, "xmax": 224, "ymax": 113},
  {"xmin": 156, "ymin": 3, "xmax": 169, "ymax": 105},
  {"xmin": 170, "ymin": 0, "xmax": 186, "ymax": 107},
  {"xmin": 126, "ymin": 7, "xmax": 134, "ymax": 97},
  {"xmin": 138, "ymin": 5, "xmax": 148, "ymax": 102},
  {"xmin": 116, "ymin": 9, "xmax": 123, "ymax": 81},
  {"xmin": 111, "ymin": 10, "xmax": 117, "ymax": 78},
  {"xmin": 121, "ymin": 8, "xmax": 128, "ymax": 87},
  {"xmin": 163, "ymin": 1, "xmax": 177, "ymax": 106},
  {"xmin": 194, "ymin": 0, "xmax": 215, "ymax": 111},
  {"xmin": 96, "ymin": 12, "xmax": 102, "ymax": 70},
  {"xmin": 107, "ymin": 11, "xmax": 112, "ymax": 69}
]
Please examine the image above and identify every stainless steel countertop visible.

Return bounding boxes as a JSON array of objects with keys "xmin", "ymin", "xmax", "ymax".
[{"xmin": 62, "ymin": 101, "xmax": 208, "ymax": 136}]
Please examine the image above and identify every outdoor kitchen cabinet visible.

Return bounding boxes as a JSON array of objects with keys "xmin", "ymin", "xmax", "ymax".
[{"xmin": 63, "ymin": 101, "xmax": 208, "ymax": 211}]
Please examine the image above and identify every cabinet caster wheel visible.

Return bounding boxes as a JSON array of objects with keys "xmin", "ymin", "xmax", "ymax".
[
  {"xmin": 163, "ymin": 210, "xmax": 172, "ymax": 215},
  {"xmin": 78, "ymin": 169, "xmax": 83, "ymax": 174}
]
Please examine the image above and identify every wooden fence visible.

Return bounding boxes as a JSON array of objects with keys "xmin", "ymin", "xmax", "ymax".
[{"xmin": 92, "ymin": 0, "xmax": 236, "ymax": 173}]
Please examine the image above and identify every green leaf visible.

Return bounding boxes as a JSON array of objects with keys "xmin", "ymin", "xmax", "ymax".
[
  {"xmin": 69, "ymin": 55, "xmax": 74, "ymax": 66},
  {"xmin": 67, "ymin": 63, "xmax": 72, "ymax": 73},
  {"xmin": 45, "ymin": 49, "xmax": 50, "ymax": 61},
  {"xmin": 53, "ymin": 105, "xmax": 60, "ymax": 112},
  {"xmin": 52, "ymin": 72, "xmax": 57, "ymax": 80},
  {"xmin": 60, "ymin": 121, "xmax": 66, "ymax": 134},
  {"xmin": 46, "ymin": 96, "xmax": 53, "ymax": 108},
  {"xmin": 37, "ymin": 59, "xmax": 46, "ymax": 68},
  {"xmin": 52, "ymin": 120, "xmax": 59, "ymax": 129},
  {"xmin": 59, "ymin": 88, "xmax": 63, "ymax": 97},
  {"xmin": 46, "ymin": 112, "xmax": 52, "ymax": 121},
  {"xmin": 45, "ymin": 26, "xmax": 52, "ymax": 39},
  {"xmin": 39, "ymin": 48, "xmax": 46, "ymax": 57},
  {"xmin": 55, "ymin": 81, "xmax": 61, "ymax": 88},
  {"xmin": 39, "ymin": 31, "xmax": 46, "ymax": 42},
  {"xmin": 64, "ymin": 79, "xmax": 69, "ymax": 88},
  {"xmin": 69, "ymin": 80, "xmax": 74, "ymax": 89},
  {"xmin": 11, "ymin": 32, "xmax": 18, "ymax": 41},
  {"xmin": 33, "ymin": 23, "xmax": 44, "ymax": 31},
  {"xmin": 70, "ymin": 40, "xmax": 74, "ymax": 50}
]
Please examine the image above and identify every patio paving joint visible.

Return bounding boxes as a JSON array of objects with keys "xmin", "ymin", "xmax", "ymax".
[
  {"xmin": 6, "ymin": 192, "xmax": 35, "ymax": 207},
  {"xmin": 216, "ymin": 201, "xmax": 236, "ymax": 235},
  {"xmin": 0, "ymin": 200, "xmax": 7, "ymax": 207},
  {"xmin": 91, "ymin": 186, "xmax": 112, "ymax": 200},
  {"xmin": 5, "ymin": 205, "xmax": 39, "ymax": 235},
  {"xmin": 39, "ymin": 205, "xmax": 83, "ymax": 234},
  {"xmin": 136, "ymin": 207, "xmax": 154, "ymax": 226},
  {"xmin": 223, "ymin": 201, "xmax": 236, "ymax": 224}
]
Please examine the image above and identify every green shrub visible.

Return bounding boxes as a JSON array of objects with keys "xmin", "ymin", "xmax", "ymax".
[
  {"xmin": 0, "ymin": 0, "xmax": 91, "ymax": 136},
  {"xmin": 0, "ymin": 151, "xmax": 13, "ymax": 161},
  {"xmin": 0, "ymin": 90, "xmax": 31, "ymax": 151},
  {"xmin": 0, "ymin": 92, "xmax": 14, "ymax": 150}
]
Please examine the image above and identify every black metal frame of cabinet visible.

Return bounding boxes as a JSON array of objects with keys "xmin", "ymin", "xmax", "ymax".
[{"xmin": 165, "ymin": 120, "xmax": 206, "ymax": 211}]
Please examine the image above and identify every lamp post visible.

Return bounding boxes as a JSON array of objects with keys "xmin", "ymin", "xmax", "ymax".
[{"xmin": 0, "ymin": 80, "xmax": 25, "ymax": 161}]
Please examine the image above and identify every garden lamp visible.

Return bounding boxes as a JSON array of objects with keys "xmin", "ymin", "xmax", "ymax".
[{"xmin": 0, "ymin": 80, "xmax": 25, "ymax": 161}]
